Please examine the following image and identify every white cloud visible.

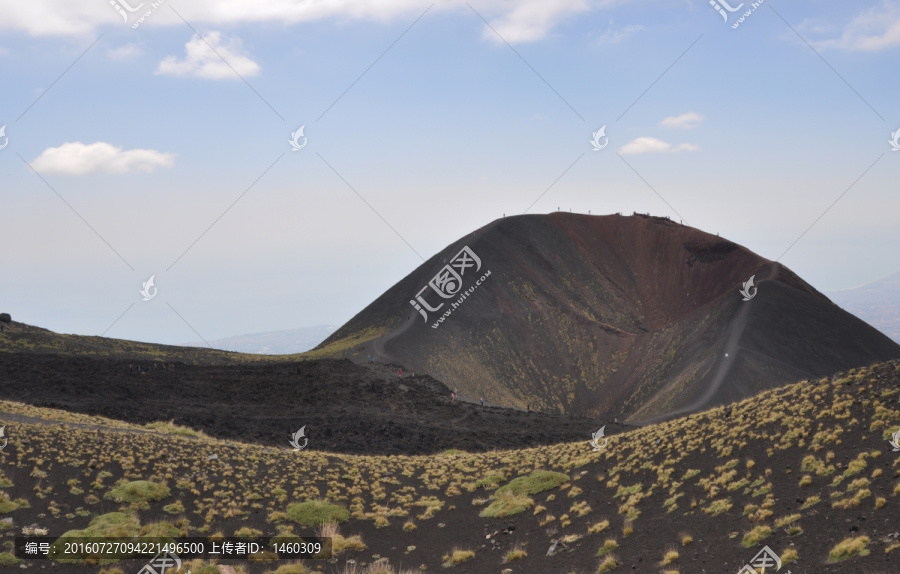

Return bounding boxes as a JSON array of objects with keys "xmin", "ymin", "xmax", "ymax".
[
  {"xmin": 0, "ymin": 0, "xmax": 622, "ymax": 44},
  {"xmin": 593, "ymin": 20, "xmax": 644, "ymax": 45},
  {"xmin": 480, "ymin": 0, "xmax": 591, "ymax": 43},
  {"xmin": 31, "ymin": 142, "xmax": 175, "ymax": 175},
  {"xmin": 809, "ymin": 1, "xmax": 900, "ymax": 51},
  {"xmin": 659, "ymin": 112, "xmax": 703, "ymax": 129},
  {"xmin": 107, "ymin": 42, "xmax": 142, "ymax": 60},
  {"xmin": 619, "ymin": 137, "xmax": 699, "ymax": 155},
  {"xmin": 157, "ymin": 32, "xmax": 260, "ymax": 80}
]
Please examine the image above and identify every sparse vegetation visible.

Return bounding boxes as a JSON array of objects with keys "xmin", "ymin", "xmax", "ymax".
[
  {"xmin": 595, "ymin": 537, "xmax": 618, "ymax": 558},
  {"xmin": 474, "ymin": 472, "xmax": 507, "ymax": 489},
  {"xmin": 104, "ymin": 480, "xmax": 170, "ymax": 504},
  {"xmin": 588, "ymin": 519, "xmax": 610, "ymax": 534},
  {"xmin": 781, "ymin": 548, "xmax": 798, "ymax": 564},
  {"xmin": 702, "ymin": 498, "xmax": 732, "ymax": 516},
  {"xmin": 479, "ymin": 489, "xmax": 534, "ymax": 517},
  {"xmin": 286, "ymin": 500, "xmax": 349, "ymax": 526},
  {"xmin": 441, "ymin": 548, "xmax": 474, "ymax": 567},
  {"xmin": 828, "ymin": 536, "xmax": 870, "ymax": 562},
  {"xmin": 661, "ymin": 546, "xmax": 679, "ymax": 565},
  {"xmin": 773, "ymin": 514, "xmax": 801, "ymax": 529},
  {"xmin": 742, "ymin": 525, "xmax": 772, "ymax": 547},
  {"xmin": 505, "ymin": 544, "xmax": 527, "ymax": 562},
  {"xmin": 598, "ymin": 553, "xmax": 619, "ymax": 572},
  {"xmin": 496, "ymin": 470, "xmax": 569, "ymax": 496},
  {"xmin": 0, "ymin": 346, "xmax": 896, "ymax": 573},
  {"xmin": 144, "ymin": 420, "xmax": 207, "ymax": 438},
  {"xmin": 800, "ymin": 496, "xmax": 821, "ymax": 509}
]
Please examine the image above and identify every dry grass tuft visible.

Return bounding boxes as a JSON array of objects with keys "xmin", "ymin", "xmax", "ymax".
[
  {"xmin": 828, "ymin": 536, "xmax": 870, "ymax": 562},
  {"xmin": 441, "ymin": 548, "xmax": 475, "ymax": 567}
]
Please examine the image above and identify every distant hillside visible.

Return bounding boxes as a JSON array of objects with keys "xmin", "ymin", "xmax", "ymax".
[
  {"xmin": 827, "ymin": 270, "xmax": 900, "ymax": 344},
  {"xmin": 183, "ymin": 324, "xmax": 336, "ymax": 354},
  {"xmin": 316, "ymin": 213, "xmax": 900, "ymax": 421},
  {"xmin": 0, "ymin": 320, "xmax": 256, "ymax": 364}
]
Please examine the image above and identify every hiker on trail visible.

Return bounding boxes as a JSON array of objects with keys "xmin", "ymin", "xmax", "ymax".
[
  {"xmin": 480, "ymin": 397, "xmax": 485, "ymax": 407},
  {"xmin": 398, "ymin": 369, "xmax": 403, "ymax": 377},
  {"xmin": 451, "ymin": 392, "xmax": 455, "ymax": 402}
]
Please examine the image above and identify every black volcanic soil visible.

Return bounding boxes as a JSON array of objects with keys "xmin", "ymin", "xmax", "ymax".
[
  {"xmin": 317, "ymin": 212, "xmax": 900, "ymax": 422},
  {"xmin": 0, "ymin": 352, "xmax": 618, "ymax": 455},
  {"xmin": 1, "ymin": 361, "xmax": 897, "ymax": 574}
]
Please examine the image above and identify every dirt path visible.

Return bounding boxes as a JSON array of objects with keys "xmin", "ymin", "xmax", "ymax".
[
  {"xmin": 629, "ymin": 273, "xmax": 769, "ymax": 426},
  {"xmin": 372, "ymin": 312, "xmax": 417, "ymax": 362}
]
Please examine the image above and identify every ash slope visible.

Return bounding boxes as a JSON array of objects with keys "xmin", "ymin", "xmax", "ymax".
[
  {"xmin": 1, "ymin": 361, "xmax": 898, "ymax": 573},
  {"xmin": 318, "ymin": 213, "xmax": 900, "ymax": 421},
  {"xmin": 0, "ymin": 339, "xmax": 607, "ymax": 455}
]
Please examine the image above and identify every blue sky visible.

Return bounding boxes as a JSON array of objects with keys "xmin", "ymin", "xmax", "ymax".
[{"xmin": 1, "ymin": 0, "xmax": 899, "ymax": 345}]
